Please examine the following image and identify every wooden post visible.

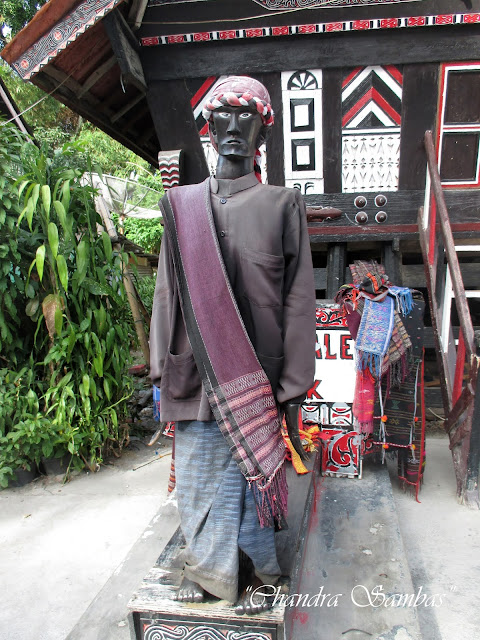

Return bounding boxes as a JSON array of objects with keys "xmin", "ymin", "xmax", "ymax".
[
  {"xmin": 465, "ymin": 356, "xmax": 480, "ymax": 508},
  {"xmin": 95, "ymin": 193, "xmax": 150, "ymax": 367},
  {"xmin": 326, "ymin": 243, "xmax": 347, "ymax": 299}
]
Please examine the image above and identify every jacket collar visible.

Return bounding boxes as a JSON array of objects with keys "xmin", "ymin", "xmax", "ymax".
[{"xmin": 210, "ymin": 172, "xmax": 258, "ymax": 196}]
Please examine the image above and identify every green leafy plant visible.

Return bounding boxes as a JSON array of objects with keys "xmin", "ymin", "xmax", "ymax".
[
  {"xmin": 0, "ymin": 120, "xmax": 34, "ymax": 366},
  {"xmin": 0, "ymin": 123, "xmax": 135, "ymax": 481},
  {"xmin": 135, "ymin": 275, "xmax": 157, "ymax": 317},
  {"xmin": 16, "ymin": 141, "xmax": 134, "ymax": 470},
  {"xmin": 0, "ymin": 366, "xmax": 53, "ymax": 487}
]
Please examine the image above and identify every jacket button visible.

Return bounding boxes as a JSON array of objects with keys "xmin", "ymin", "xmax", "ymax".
[
  {"xmin": 220, "ymin": 198, "xmax": 227, "ymax": 204},
  {"xmin": 220, "ymin": 230, "xmax": 226, "ymax": 237}
]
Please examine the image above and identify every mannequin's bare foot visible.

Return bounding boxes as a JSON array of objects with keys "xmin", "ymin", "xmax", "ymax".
[
  {"xmin": 235, "ymin": 576, "xmax": 275, "ymax": 615},
  {"xmin": 174, "ymin": 577, "xmax": 204, "ymax": 603}
]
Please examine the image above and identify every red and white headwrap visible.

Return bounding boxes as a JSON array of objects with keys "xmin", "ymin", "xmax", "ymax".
[
  {"xmin": 202, "ymin": 76, "xmax": 275, "ymax": 128},
  {"xmin": 202, "ymin": 76, "xmax": 275, "ymax": 181}
]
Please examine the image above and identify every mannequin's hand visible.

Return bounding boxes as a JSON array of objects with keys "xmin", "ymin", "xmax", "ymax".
[{"xmin": 283, "ymin": 402, "xmax": 309, "ymax": 461}]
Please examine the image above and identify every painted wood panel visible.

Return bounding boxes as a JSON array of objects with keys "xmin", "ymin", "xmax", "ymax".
[
  {"xmin": 341, "ymin": 66, "xmax": 403, "ymax": 192},
  {"xmin": 281, "ymin": 69, "xmax": 323, "ymax": 193}
]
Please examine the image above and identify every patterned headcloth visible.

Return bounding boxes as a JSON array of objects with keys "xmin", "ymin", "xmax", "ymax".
[
  {"xmin": 202, "ymin": 76, "xmax": 275, "ymax": 127},
  {"xmin": 202, "ymin": 76, "xmax": 275, "ymax": 181}
]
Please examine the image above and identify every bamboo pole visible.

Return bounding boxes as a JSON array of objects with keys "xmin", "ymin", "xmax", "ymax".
[{"xmin": 94, "ymin": 194, "xmax": 150, "ymax": 367}]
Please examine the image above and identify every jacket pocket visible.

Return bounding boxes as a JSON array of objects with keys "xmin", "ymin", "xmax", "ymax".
[
  {"xmin": 257, "ymin": 353, "xmax": 284, "ymax": 395},
  {"xmin": 241, "ymin": 247, "xmax": 284, "ymax": 307},
  {"xmin": 165, "ymin": 350, "xmax": 201, "ymax": 401}
]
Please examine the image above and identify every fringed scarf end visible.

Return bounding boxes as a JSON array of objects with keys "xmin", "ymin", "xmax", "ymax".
[
  {"xmin": 389, "ymin": 286, "xmax": 414, "ymax": 317},
  {"xmin": 251, "ymin": 461, "xmax": 288, "ymax": 529},
  {"xmin": 357, "ymin": 350, "xmax": 383, "ymax": 380}
]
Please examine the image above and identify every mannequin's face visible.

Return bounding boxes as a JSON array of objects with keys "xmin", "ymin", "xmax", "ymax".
[{"xmin": 211, "ymin": 106, "xmax": 263, "ymax": 159}]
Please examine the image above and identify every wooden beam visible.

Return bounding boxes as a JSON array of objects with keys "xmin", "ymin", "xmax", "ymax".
[
  {"xmin": 447, "ymin": 383, "xmax": 475, "ymax": 436},
  {"xmin": 399, "ymin": 64, "xmax": 440, "ymax": 190},
  {"xmin": 104, "ymin": 9, "xmax": 147, "ymax": 93},
  {"xmin": 77, "ymin": 55, "xmax": 117, "ymax": 98},
  {"xmin": 128, "ymin": 0, "xmax": 149, "ymax": 30},
  {"xmin": 418, "ymin": 205, "xmax": 452, "ymax": 414},
  {"xmin": 42, "ymin": 65, "xmax": 115, "ymax": 117},
  {"xmin": 42, "ymin": 64, "xmax": 86, "ymax": 97},
  {"xmin": 138, "ymin": 126, "xmax": 157, "ymax": 146},
  {"xmin": 33, "ymin": 71, "xmax": 158, "ymax": 166},
  {"xmin": 111, "ymin": 92, "xmax": 145, "ymax": 123},
  {"xmin": 124, "ymin": 103, "xmax": 151, "ymax": 130},
  {"xmin": 146, "ymin": 80, "xmax": 208, "ymax": 184},
  {"xmin": 322, "ymin": 68, "xmax": 342, "ymax": 194},
  {"xmin": 256, "ymin": 72, "xmax": 284, "ymax": 187},
  {"xmin": 140, "ymin": 26, "xmax": 480, "ymax": 82},
  {"xmin": 326, "ymin": 243, "xmax": 347, "ymax": 298}
]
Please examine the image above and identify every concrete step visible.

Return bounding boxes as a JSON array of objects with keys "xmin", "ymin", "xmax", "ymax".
[{"xmin": 286, "ymin": 456, "xmax": 422, "ymax": 640}]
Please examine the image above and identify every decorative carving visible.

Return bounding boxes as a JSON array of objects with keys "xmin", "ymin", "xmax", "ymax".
[
  {"xmin": 342, "ymin": 133, "xmax": 401, "ymax": 192},
  {"xmin": 140, "ymin": 14, "xmax": 478, "ymax": 47},
  {"xmin": 13, "ymin": 0, "xmax": 123, "ymax": 80},
  {"xmin": 321, "ymin": 430, "xmax": 362, "ymax": 478},
  {"xmin": 341, "ymin": 66, "xmax": 402, "ymax": 192},
  {"xmin": 158, "ymin": 150, "xmax": 183, "ymax": 189},
  {"xmin": 148, "ymin": 0, "xmax": 429, "ymax": 7},
  {"xmin": 190, "ymin": 76, "xmax": 219, "ymax": 136},
  {"xmin": 287, "ymin": 71, "xmax": 318, "ymax": 91},
  {"xmin": 200, "ymin": 138, "xmax": 219, "ymax": 176},
  {"xmin": 251, "ymin": 0, "xmax": 421, "ymax": 7},
  {"xmin": 342, "ymin": 66, "xmax": 402, "ymax": 130},
  {"xmin": 282, "ymin": 69, "xmax": 323, "ymax": 194},
  {"xmin": 143, "ymin": 624, "xmax": 273, "ymax": 640}
]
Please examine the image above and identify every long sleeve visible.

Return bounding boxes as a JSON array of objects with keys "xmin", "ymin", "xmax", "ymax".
[
  {"xmin": 276, "ymin": 190, "xmax": 316, "ymax": 404},
  {"xmin": 149, "ymin": 231, "xmax": 174, "ymax": 389}
]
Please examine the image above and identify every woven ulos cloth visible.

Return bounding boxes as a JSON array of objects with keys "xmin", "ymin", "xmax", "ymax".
[{"xmin": 336, "ymin": 261, "xmax": 413, "ymax": 434}]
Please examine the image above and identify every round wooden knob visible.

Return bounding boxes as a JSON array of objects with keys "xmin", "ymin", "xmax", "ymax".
[
  {"xmin": 375, "ymin": 211, "xmax": 388, "ymax": 223},
  {"xmin": 355, "ymin": 211, "xmax": 368, "ymax": 224},
  {"xmin": 354, "ymin": 195, "xmax": 367, "ymax": 208},
  {"xmin": 375, "ymin": 194, "xmax": 387, "ymax": 207}
]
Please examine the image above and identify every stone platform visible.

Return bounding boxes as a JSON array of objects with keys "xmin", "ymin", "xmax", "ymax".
[
  {"xmin": 128, "ymin": 454, "xmax": 422, "ymax": 640},
  {"xmin": 127, "ymin": 459, "xmax": 315, "ymax": 640}
]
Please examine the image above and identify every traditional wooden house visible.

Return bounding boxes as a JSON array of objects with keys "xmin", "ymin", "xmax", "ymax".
[{"xmin": 3, "ymin": 0, "xmax": 479, "ymax": 506}]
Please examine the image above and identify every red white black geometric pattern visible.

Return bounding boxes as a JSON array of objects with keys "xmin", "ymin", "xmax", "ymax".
[
  {"xmin": 158, "ymin": 150, "xmax": 182, "ymax": 190},
  {"xmin": 252, "ymin": 0, "xmax": 421, "ymax": 7},
  {"xmin": 141, "ymin": 13, "xmax": 480, "ymax": 47},
  {"xmin": 342, "ymin": 66, "xmax": 403, "ymax": 129},
  {"xmin": 189, "ymin": 76, "xmax": 218, "ymax": 135},
  {"xmin": 149, "ymin": 0, "xmax": 436, "ymax": 6},
  {"xmin": 12, "ymin": 0, "xmax": 123, "ymax": 80}
]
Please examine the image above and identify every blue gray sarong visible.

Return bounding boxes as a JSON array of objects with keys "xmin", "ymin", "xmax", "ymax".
[{"xmin": 175, "ymin": 420, "xmax": 282, "ymax": 603}]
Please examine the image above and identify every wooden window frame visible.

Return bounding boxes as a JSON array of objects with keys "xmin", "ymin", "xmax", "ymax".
[{"xmin": 437, "ymin": 62, "xmax": 480, "ymax": 189}]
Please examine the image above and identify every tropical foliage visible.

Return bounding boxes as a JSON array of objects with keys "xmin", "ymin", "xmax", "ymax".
[
  {"xmin": 0, "ymin": 1, "xmax": 49, "ymax": 47},
  {"xmin": 0, "ymin": 121, "xmax": 135, "ymax": 487}
]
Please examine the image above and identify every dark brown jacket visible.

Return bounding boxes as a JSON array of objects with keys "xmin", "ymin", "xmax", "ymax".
[{"xmin": 150, "ymin": 172, "xmax": 316, "ymax": 421}]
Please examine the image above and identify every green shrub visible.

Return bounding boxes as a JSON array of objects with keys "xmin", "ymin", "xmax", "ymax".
[
  {"xmin": 135, "ymin": 275, "xmax": 156, "ymax": 317},
  {"xmin": 0, "ymin": 122, "xmax": 134, "ymax": 480}
]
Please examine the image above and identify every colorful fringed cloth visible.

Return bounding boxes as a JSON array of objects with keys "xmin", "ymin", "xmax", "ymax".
[
  {"xmin": 352, "ymin": 368, "xmax": 376, "ymax": 435},
  {"xmin": 355, "ymin": 296, "xmax": 395, "ymax": 380},
  {"xmin": 160, "ymin": 178, "xmax": 287, "ymax": 528},
  {"xmin": 338, "ymin": 262, "xmax": 413, "ymax": 435}
]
